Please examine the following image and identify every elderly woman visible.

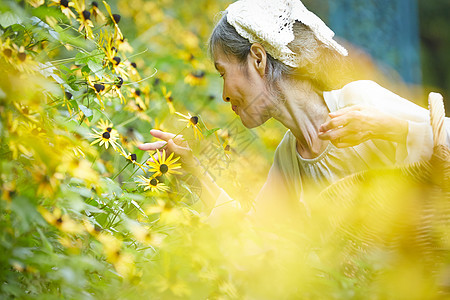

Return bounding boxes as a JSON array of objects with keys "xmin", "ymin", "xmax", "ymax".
[{"xmin": 139, "ymin": 0, "xmax": 450, "ymax": 218}]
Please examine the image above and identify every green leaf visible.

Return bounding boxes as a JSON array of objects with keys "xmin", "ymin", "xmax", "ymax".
[
  {"xmin": 204, "ymin": 127, "xmax": 220, "ymax": 137},
  {"xmin": 75, "ymin": 49, "xmax": 104, "ymax": 65},
  {"xmin": 87, "ymin": 60, "xmax": 105, "ymax": 79},
  {"xmin": 0, "ymin": 11, "xmax": 22, "ymax": 27},
  {"xmin": 79, "ymin": 105, "xmax": 93, "ymax": 118}
]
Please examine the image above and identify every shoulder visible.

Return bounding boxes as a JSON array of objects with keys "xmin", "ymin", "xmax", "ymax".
[
  {"xmin": 338, "ymin": 80, "xmax": 383, "ymax": 107},
  {"xmin": 335, "ymin": 80, "xmax": 406, "ymax": 109}
]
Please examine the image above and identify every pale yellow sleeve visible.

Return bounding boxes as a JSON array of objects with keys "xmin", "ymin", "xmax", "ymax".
[{"xmin": 338, "ymin": 80, "xmax": 447, "ymax": 163}]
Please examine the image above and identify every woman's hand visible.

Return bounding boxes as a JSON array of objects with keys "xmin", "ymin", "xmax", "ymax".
[
  {"xmin": 318, "ymin": 105, "xmax": 408, "ymax": 148},
  {"xmin": 138, "ymin": 129, "xmax": 200, "ymax": 173}
]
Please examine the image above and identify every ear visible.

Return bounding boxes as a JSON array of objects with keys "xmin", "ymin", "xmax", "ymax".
[{"xmin": 249, "ymin": 43, "xmax": 267, "ymax": 77}]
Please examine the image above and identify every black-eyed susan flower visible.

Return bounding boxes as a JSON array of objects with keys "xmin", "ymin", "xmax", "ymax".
[
  {"xmin": 96, "ymin": 118, "xmax": 113, "ymax": 133},
  {"xmin": 89, "ymin": 126, "xmax": 119, "ymax": 150},
  {"xmin": 110, "ymin": 76, "xmax": 126, "ymax": 103},
  {"xmin": 117, "ymin": 37, "xmax": 133, "ymax": 53},
  {"xmin": 129, "ymin": 223, "xmax": 164, "ymax": 246},
  {"xmin": 27, "ymin": 0, "xmax": 45, "ymax": 8},
  {"xmin": 90, "ymin": 1, "xmax": 105, "ymax": 22},
  {"xmin": 87, "ymin": 77, "xmax": 106, "ymax": 109},
  {"xmin": 161, "ymin": 86, "xmax": 175, "ymax": 114},
  {"xmin": 131, "ymin": 88, "xmax": 144, "ymax": 106},
  {"xmin": 176, "ymin": 112, "xmax": 203, "ymax": 140},
  {"xmin": 72, "ymin": 0, "xmax": 94, "ymax": 39},
  {"xmin": 117, "ymin": 146, "xmax": 146, "ymax": 172},
  {"xmin": 38, "ymin": 206, "xmax": 82, "ymax": 234},
  {"xmin": 125, "ymin": 60, "xmax": 140, "ymax": 81},
  {"xmin": 136, "ymin": 175, "xmax": 170, "ymax": 193},
  {"xmin": 146, "ymin": 149, "xmax": 182, "ymax": 177},
  {"xmin": 11, "ymin": 45, "xmax": 37, "ymax": 73},
  {"xmin": 103, "ymin": 0, "xmax": 123, "ymax": 40},
  {"xmin": 49, "ymin": 0, "xmax": 76, "ymax": 20},
  {"xmin": 184, "ymin": 70, "xmax": 205, "ymax": 86},
  {"xmin": 0, "ymin": 38, "xmax": 14, "ymax": 63}
]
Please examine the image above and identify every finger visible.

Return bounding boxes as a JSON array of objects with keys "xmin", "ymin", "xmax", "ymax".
[
  {"xmin": 167, "ymin": 139, "xmax": 190, "ymax": 156},
  {"xmin": 137, "ymin": 141, "xmax": 167, "ymax": 151},
  {"xmin": 333, "ymin": 141, "xmax": 355, "ymax": 148},
  {"xmin": 150, "ymin": 129, "xmax": 176, "ymax": 141},
  {"xmin": 319, "ymin": 117, "xmax": 347, "ymax": 133},
  {"xmin": 328, "ymin": 105, "xmax": 361, "ymax": 118},
  {"xmin": 318, "ymin": 127, "xmax": 347, "ymax": 142}
]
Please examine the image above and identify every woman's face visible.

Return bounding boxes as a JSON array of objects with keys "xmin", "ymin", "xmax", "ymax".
[{"xmin": 214, "ymin": 47, "xmax": 275, "ymax": 128}]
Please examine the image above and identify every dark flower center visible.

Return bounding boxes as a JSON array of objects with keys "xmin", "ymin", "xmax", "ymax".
[
  {"xmin": 56, "ymin": 217, "xmax": 63, "ymax": 224},
  {"xmin": 82, "ymin": 10, "xmax": 91, "ymax": 20},
  {"xmin": 131, "ymin": 62, "xmax": 137, "ymax": 68},
  {"xmin": 111, "ymin": 46, "xmax": 117, "ymax": 53},
  {"xmin": 60, "ymin": 0, "xmax": 69, "ymax": 8},
  {"xmin": 94, "ymin": 83, "xmax": 105, "ymax": 93},
  {"xmin": 102, "ymin": 131, "xmax": 110, "ymax": 139},
  {"xmin": 112, "ymin": 56, "xmax": 121, "ymax": 65},
  {"xmin": 168, "ymin": 96, "xmax": 173, "ymax": 102},
  {"xmin": 116, "ymin": 77, "xmax": 123, "ymax": 88},
  {"xmin": 150, "ymin": 178, "xmax": 158, "ymax": 186},
  {"xmin": 18, "ymin": 52, "xmax": 26, "ymax": 62},
  {"xmin": 92, "ymin": 1, "xmax": 98, "ymax": 8},
  {"xmin": 3, "ymin": 48, "xmax": 12, "ymax": 58},
  {"xmin": 65, "ymin": 91, "xmax": 73, "ymax": 99},
  {"xmin": 134, "ymin": 89, "xmax": 141, "ymax": 96},
  {"xmin": 112, "ymin": 14, "xmax": 121, "ymax": 24},
  {"xmin": 192, "ymin": 71, "xmax": 205, "ymax": 78},
  {"xmin": 160, "ymin": 164, "xmax": 169, "ymax": 174},
  {"xmin": 225, "ymin": 145, "xmax": 231, "ymax": 151},
  {"xmin": 130, "ymin": 153, "xmax": 137, "ymax": 161},
  {"xmin": 106, "ymin": 127, "xmax": 112, "ymax": 132},
  {"xmin": 94, "ymin": 224, "xmax": 102, "ymax": 232},
  {"xmin": 190, "ymin": 116, "xmax": 199, "ymax": 125}
]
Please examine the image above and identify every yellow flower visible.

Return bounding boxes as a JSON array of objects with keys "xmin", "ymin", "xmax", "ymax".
[
  {"xmin": 0, "ymin": 38, "xmax": 14, "ymax": 64},
  {"xmin": 11, "ymin": 45, "xmax": 37, "ymax": 73},
  {"xmin": 103, "ymin": 0, "xmax": 123, "ymax": 40},
  {"xmin": 72, "ymin": 0, "xmax": 94, "ymax": 39},
  {"xmin": 49, "ymin": 0, "xmax": 76, "ymax": 20},
  {"xmin": 96, "ymin": 118, "xmax": 113, "ymax": 133},
  {"xmin": 38, "ymin": 207, "xmax": 82, "ymax": 234},
  {"xmin": 146, "ymin": 149, "xmax": 182, "ymax": 177},
  {"xmin": 117, "ymin": 146, "xmax": 146, "ymax": 172},
  {"xmin": 89, "ymin": 126, "xmax": 119, "ymax": 150},
  {"xmin": 161, "ymin": 86, "xmax": 175, "ymax": 114},
  {"xmin": 176, "ymin": 112, "xmax": 203, "ymax": 140},
  {"xmin": 97, "ymin": 233, "xmax": 136, "ymax": 278},
  {"xmin": 87, "ymin": 77, "xmax": 106, "ymax": 109},
  {"xmin": 110, "ymin": 76, "xmax": 126, "ymax": 103},
  {"xmin": 90, "ymin": 1, "xmax": 105, "ymax": 22},
  {"xmin": 27, "ymin": 0, "xmax": 44, "ymax": 8},
  {"xmin": 137, "ymin": 175, "xmax": 170, "ymax": 193},
  {"xmin": 117, "ymin": 38, "xmax": 133, "ymax": 53},
  {"xmin": 184, "ymin": 70, "xmax": 206, "ymax": 86},
  {"xmin": 129, "ymin": 223, "xmax": 164, "ymax": 246}
]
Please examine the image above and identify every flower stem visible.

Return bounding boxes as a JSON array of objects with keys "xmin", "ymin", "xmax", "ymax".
[{"xmin": 112, "ymin": 161, "xmax": 131, "ymax": 180}]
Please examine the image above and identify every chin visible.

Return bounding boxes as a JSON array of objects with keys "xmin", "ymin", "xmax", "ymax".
[{"xmin": 240, "ymin": 113, "xmax": 270, "ymax": 129}]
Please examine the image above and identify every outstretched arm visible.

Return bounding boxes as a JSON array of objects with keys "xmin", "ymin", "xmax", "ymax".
[{"xmin": 138, "ymin": 129, "xmax": 237, "ymax": 215}]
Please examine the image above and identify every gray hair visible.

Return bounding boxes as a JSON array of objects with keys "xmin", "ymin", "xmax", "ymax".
[{"xmin": 208, "ymin": 13, "xmax": 343, "ymax": 91}]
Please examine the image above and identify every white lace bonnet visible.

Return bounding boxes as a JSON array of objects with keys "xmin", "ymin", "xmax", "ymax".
[{"xmin": 225, "ymin": 0, "xmax": 348, "ymax": 68}]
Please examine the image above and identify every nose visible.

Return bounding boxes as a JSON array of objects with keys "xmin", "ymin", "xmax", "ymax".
[{"xmin": 222, "ymin": 91, "xmax": 230, "ymax": 102}]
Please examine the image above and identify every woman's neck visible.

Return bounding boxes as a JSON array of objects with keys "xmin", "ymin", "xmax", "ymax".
[{"xmin": 273, "ymin": 79, "xmax": 330, "ymax": 159}]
